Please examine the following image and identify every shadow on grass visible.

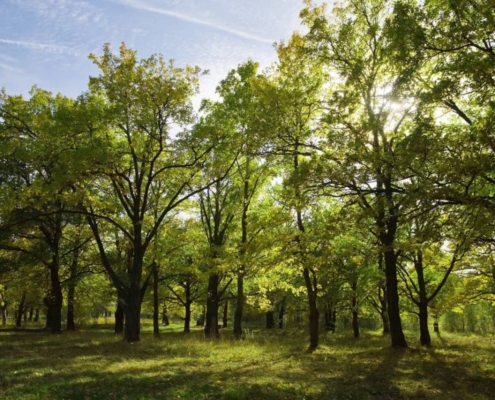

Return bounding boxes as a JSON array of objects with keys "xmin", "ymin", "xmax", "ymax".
[{"xmin": 1, "ymin": 329, "xmax": 495, "ymax": 399}]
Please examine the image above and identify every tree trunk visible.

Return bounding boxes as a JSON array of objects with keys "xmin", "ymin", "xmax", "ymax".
[
  {"xmin": 415, "ymin": 250, "xmax": 431, "ymax": 346},
  {"xmin": 16, "ymin": 293, "xmax": 26, "ymax": 328},
  {"xmin": 115, "ymin": 300, "xmax": 124, "ymax": 334},
  {"xmin": 184, "ymin": 302, "xmax": 191, "ymax": 333},
  {"xmin": 303, "ymin": 267, "xmax": 319, "ymax": 350},
  {"xmin": 196, "ymin": 306, "xmax": 205, "ymax": 326},
  {"xmin": 45, "ymin": 306, "xmax": 52, "ymax": 329},
  {"xmin": 204, "ymin": 274, "xmax": 220, "ymax": 338},
  {"xmin": 278, "ymin": 297, "xmax": 286, "ymax": 329},
  {"xmin": 325, "ymin": 304, "xmax": 336, "ymax": 332},
  {"xmin": 162, "ymin": 303, "xmax": 170, "ymax": 326},
  {"xmin": 67, "ymin": 245, "xmax": 79, "ymax": 331},
  {"xmin": 381, "ymin": 309, "xmax": 390, "ymax": 335},
  {"xmin": 222, "ymin": 300, "xmax": 228, "ymax": 328},
  {"xmin": 419, "ymin": 305, "xmax": 431, "ymax": 346},
  {"xmin": 384, "ymin": 249, "xmax": 407, "ymax": 347},
  {"xmin": 34, "ymin": 309, "xmax": 39, "ymax": 323},
  {"xmin": 28, "ymin": 308, "xmax": 34, "ymax": 322},
  {"xmin": 433, "ymin": 315, "xmax": 440, "ymax": 334},
  {"xmin": 233, "ymin": 271, "xmax": 244, "ymax": 339},
  {"xmin": 379, "ymin": 286, "xmax": 390, "ymax": 334},
  {"xmin": 123, "ymin": 287, "xmax": 141, "ymax": 342},
  {"xmin": 351, "ymin": 281, "xmax": 359, "ymax": 338},
  {"xmin": 67, "ymin": 285, "xmax": 76, "ymax": 331},
  {"xmin": 266, "ymin": 310, "xmax": 275, "ymax": 329},
  {"xmin": 122, "ymin": 246, "xmax": 144, "ymax": 342},
  {"xmin": 49, "ymin": 262, "xmax": 63, "ymax": 334},
  {"xmin": 1, "ymin": 307, "xmax": 6, "ymax": 325},
  {"xmin": 153, "ymin": 263, "xmax": 160, "ymax": 337},
  {"xmin": 352, "ymin": 310, "xmax": 359, "ymax": 338}
]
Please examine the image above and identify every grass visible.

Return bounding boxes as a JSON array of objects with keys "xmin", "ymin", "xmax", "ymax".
[{"xmin": 1, "ymin": 322, "xmax": 494, "ymax": 399}]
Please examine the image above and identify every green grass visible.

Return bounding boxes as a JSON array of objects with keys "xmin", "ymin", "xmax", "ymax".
[{"xmin": 1, "ymin": 323, "xmax": 494, "ymax": 399}]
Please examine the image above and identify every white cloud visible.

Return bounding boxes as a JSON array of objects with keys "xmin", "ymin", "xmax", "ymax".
[
  {"xmin": 0, "ymin": 38, "xmax": 75, "ymax": 55},
  {"xmin": 110, "ymin": 0, "xmax": 275, "ymax": 44}
]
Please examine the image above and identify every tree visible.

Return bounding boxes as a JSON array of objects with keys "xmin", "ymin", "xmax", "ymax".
[
  {"xmin": 0, "ymin": 88, "xmax": 84, "ymax": 334},
  {"xmin": 300, "ymin": 0, "xmax": 437, "ymax": 347},
  {"xmin": 259, "ymin": 32, "xmax": 326, "ymax": 350},
  {"xmin": 77, "ymin": 43, "xmax": 221, "ymax": 342}
]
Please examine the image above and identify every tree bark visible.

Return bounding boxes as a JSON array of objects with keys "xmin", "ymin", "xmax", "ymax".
[
  {"xmin": 379, "ymin": 285, "xmax": 390, "ymax": 334},
  {"xmin": 278, "ymin": 297, "xmax": 286, "ymax": 329},
  {"xmin": 303, "ymin": 267, "xmax": 319, "ymax": 350},
  {"xmin": 204, "ymin": 274, "xmax": 220, "ymax": 338},
  {"xmin": 1, "ymin": 307, "xmax": 7, "ymax": 325},
  {"xmin": 49, "ymin": 261, "xmax": 63, "ymax": 334},
  {"xmin": 66, "ymin": 284, "xmax": 76, "ymax": 331},
  {"xmin": 153, "ymin": 263, "xmax": 160, "ymax": 337},
  {"xmin": 384, "ymin": 249, "xmax": 407, "ymax": 347},
  {"xmin": 123, "ymin": 287, "xmax": 141, "ymax": 342},
  {"xmin": 419, "ymin": 305, "xmax": 431, "ymax": 346},
  {"xmin": 162, "ymin": 303, "xmax": 170, "ymax": 326},
  {"xmin": 196, "ymin": 306, "xmax": 205, "ymax": 326},
  {"xmin": 184, "ymin": 301, "xmax": 191, "ymax": 333},
  {"xmin": 45, "ymin": 306, "xmax": 52, "ymax": 329},
  {"xmin": 433, "ymin": 316, "xmax": 440, "ymax": 334},
  {"xmin": 34, "ymin": 309, "xmax": 39, "ymax": 323},
  {"xmin": 352, "ymin": 310, "xmax": 360, "ymax": 338},
  {"xmin": 115, "ymin": 300, "xmax": 124, "ymax": 334},
  {"xmin": 351, "ymin": 280, "xmax": 359, "ymax": 338},
  {"xmin": 222, "ymin": 300, "xmax": 228, "ymax": 328},
  {"xmin": 67, "ymin": 244, "xmax": 79, "ymax": 331},
  {"xmin": 415, "ymin": 251, "xmax": 431, "ymax": 346},
  {"xmin": 233, "ymin": 271, "xmax": 244, "ymax": 339},
  {"xmin": 16, "ymin": 293, "xmax": 26, "ymax": 328}
]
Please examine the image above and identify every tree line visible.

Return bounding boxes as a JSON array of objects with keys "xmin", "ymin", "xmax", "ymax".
[{"xmin": 1, "ymin": 0, "xmax": 494, "ymax": 349}]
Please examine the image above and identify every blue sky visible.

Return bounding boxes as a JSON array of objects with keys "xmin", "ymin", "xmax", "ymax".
[{"xmin": 0, "ymin": 0, "xmax": 322, "ymax": 103}]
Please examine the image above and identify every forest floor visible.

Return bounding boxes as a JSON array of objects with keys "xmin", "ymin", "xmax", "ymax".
[{"xmin": 0, "ymin": 322, "xmax": 494, "ymax": 400}]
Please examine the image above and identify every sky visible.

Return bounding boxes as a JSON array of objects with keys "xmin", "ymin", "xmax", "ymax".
[{"xmin": 0, "ymin": 0, "xmax": 323, "ymax": 104}]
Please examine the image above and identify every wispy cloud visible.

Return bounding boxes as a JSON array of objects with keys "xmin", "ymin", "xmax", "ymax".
[
  {"xmin": 111, "ymin": 0, "xmax": 274, "ymax": 44},
  {"xmin": 0, "ymin": 38, "xmax": 77, "ymax": 55},
  {"xmin": 0, "ymin": 62, "xmax": 24, "ymax": 74}
]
